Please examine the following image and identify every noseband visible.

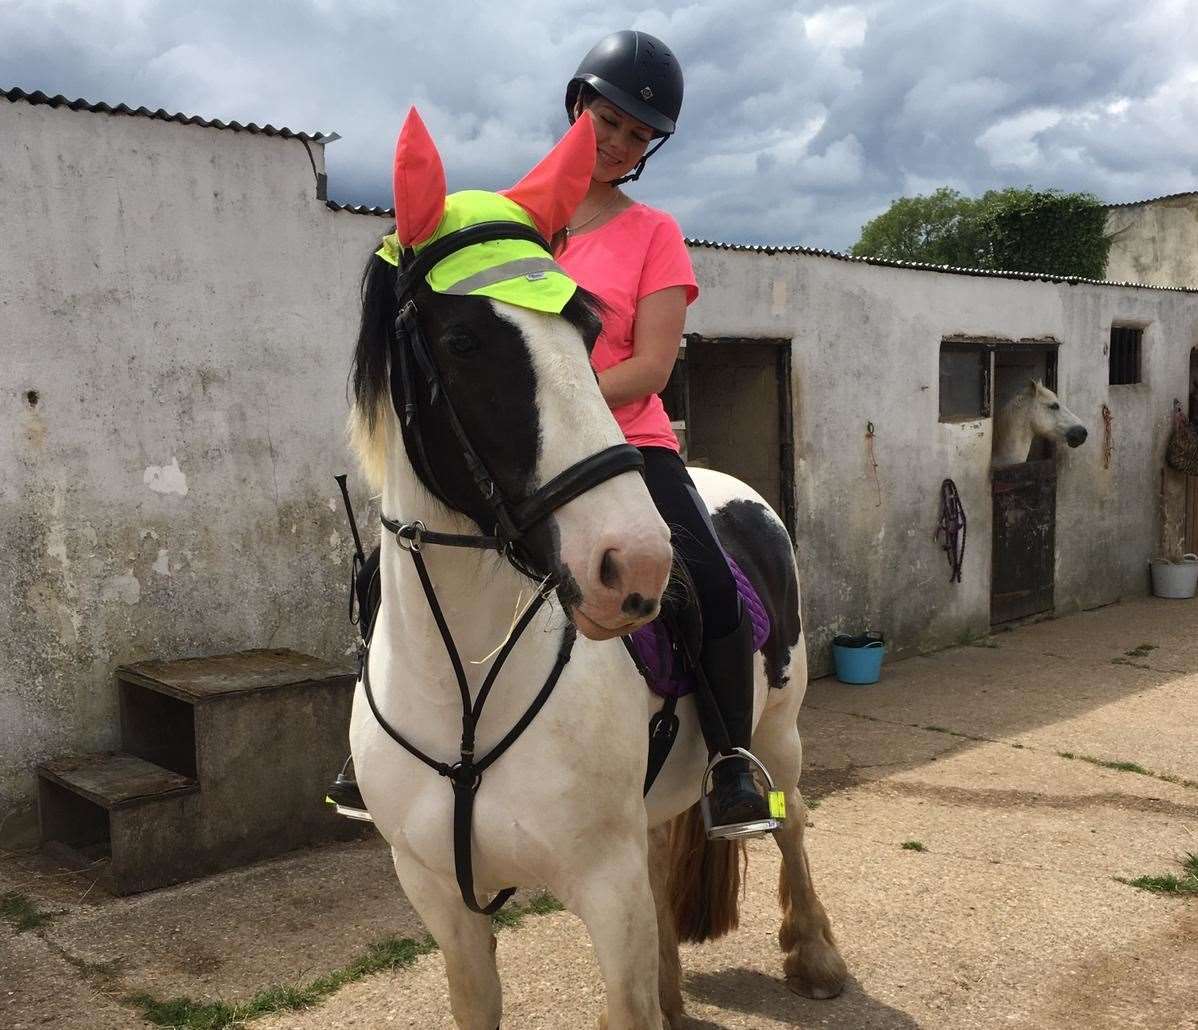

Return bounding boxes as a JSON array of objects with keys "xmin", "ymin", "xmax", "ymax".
[{"xmin": 364, "ymin": 220, "xmax": 645, "ymax": 916}]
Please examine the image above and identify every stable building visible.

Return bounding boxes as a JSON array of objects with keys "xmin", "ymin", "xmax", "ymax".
[{"xmin": 3, "ymin": 86, "xmax": 1197, "ymax": 851}]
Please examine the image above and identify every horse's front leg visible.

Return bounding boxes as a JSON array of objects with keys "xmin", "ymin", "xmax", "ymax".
[
  {"xmin": 391, "ymin": 847, "xmax": 502, "ymax": 1030},
  {"xmin": 754, "ymin": 705, "xmax": 849, "ymax": 1000},
  {"xmin": 568, "ymin": 833, "xmax": 665, "ymax": 1030}
]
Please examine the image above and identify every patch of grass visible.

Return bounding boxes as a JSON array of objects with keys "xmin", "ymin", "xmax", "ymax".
[
  {"xmin": 901, "ymin": 840, "xmax": 927, "ymax": 852},
  {"xmin": 131, "ymin": 933, "xmax": 438, "ymax": 1028},
  {"xmin": 130, "ymin": 994, "xmax": 239, "ymax": 1030},
  {"xmin": 1123, "ymin": 643, "xmax": 1157, "ymax": 658},
  {"xmin": 1071, "ymin": 753, "xmax": 1149, "ymax": 775},
  {"xmin": 491, "ymin": 891, "xmax": 563, "ymax": 930},
  {"xmin": 130, "ymin": 891, "xmax": 566, "ymax": 1028},
  {"xmin": 1056, "ymin": 751, "xmax": 1198, "ymax": 790},
  {"xmin": 1115, "ymin": 852, "xmax": 1198, "ymax": 897},
  {"xmin": 0, "ymin": 891, "xmax": 53, "ymax": 933},
  {"xmin": 805, "ymin": 797, "xmax": 822, "ymax": 810}
]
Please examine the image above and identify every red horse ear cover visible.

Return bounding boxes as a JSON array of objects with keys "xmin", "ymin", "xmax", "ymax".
[
  {"xmin": 392, "ymin": 108, "xmax": 447, "ymax": 247},
  {"xmin": 501, "ymin": 115, "xmax": 596, "ymax": 239}
]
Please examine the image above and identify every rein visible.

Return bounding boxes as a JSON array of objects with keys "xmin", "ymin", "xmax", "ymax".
[{"xmin": 361, "ymin": 219, "xmax": 644, "ymax": 914}]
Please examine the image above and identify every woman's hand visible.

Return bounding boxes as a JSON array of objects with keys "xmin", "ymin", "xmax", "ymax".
[{"xmin": 596, "ymin": 286, "xmax": 687, "ymax": 409}]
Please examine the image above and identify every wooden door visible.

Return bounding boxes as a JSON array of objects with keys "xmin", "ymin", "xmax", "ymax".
[{"xmin": 992, "ymin": 459, "xmax": 1056, "ymax": 624}]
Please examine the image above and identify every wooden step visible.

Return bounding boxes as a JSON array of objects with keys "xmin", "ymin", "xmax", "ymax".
[
  {"xmin": 117, "ymin": 648, "xmax": 355, "ymax": 703},
  {"xmin": 38, "ymin": 751, "xmax": 198, "ymax": 809}
]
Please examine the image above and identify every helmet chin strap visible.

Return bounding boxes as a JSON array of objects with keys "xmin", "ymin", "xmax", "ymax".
[{"xmin": 612, "ymin": 135, "xmax": 669, "ymax": 186}]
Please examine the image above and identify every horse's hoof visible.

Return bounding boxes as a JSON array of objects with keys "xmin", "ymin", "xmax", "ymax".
[
  {"xmin": 786, "ymin": 975, "xmax": 844, "ymax": 1000},
  {"xmin": 784, "ymin": 942, "xmax": 848, "ymax": 1000}
]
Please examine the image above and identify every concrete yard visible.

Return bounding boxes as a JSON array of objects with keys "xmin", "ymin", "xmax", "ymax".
[{"xmin": 2, "ymin": 594, "xmax": 1196, "ymax": 1029}]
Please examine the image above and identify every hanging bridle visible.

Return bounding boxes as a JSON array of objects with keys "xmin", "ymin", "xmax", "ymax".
[{"xmin": 362, "ymin": 220, "xmax": 644, "ymax": 914}]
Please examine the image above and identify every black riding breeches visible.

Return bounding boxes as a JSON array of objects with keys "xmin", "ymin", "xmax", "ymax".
[{"xmin": 639, "ymin": 446, "xmax": 739, "ymax": 640}]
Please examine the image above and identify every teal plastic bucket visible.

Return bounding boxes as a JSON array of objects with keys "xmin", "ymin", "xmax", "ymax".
[{"xmin": 831, "ymin": 633, "xmax": 885, "ymax": 685}]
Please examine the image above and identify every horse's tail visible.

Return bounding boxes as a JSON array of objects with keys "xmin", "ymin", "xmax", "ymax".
[{"xmin": 666, "ymin": 803, "xmax": 746, "ymax": 943}]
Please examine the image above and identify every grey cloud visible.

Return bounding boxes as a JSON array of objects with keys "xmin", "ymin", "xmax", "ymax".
[{"xmin": 2, "ymin": 0, "xmax": 1195, "ymax": 250}]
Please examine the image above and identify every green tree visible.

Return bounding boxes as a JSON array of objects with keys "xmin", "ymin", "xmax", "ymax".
[
  {"xmin": 852, "ymin": 186, "xmax": 1111, "ymax": 278},
  {"xmin": 851, "ymin": 187, "xmax": 985, "ymax": 267}
]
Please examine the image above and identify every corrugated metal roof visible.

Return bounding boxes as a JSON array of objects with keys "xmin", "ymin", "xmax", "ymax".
[
  {"xmin": 684, "ymin": 237, "xmax": 1198, "ymax": 292},
  {"xmin": 1104, "ymin": 190, "xmax": 1198, "ymax": 210},
  {"xmin": 327, "ymin": 200, "xmax": 394, "ymax": 217},
  {"xmin": 1, "ymin": 86, "xmax": 333, "ymax": 142},
  {"xmin": 327, "ymin": 203, "xmax": 1195, "ymax": 293}
]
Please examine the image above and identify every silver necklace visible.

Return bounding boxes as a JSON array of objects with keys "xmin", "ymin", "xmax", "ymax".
[{"xmin": 566, "ymin": 193, "xmax": 621, "ymax": 236}]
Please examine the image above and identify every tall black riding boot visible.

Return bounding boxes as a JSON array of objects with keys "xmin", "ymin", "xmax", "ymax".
[{"xmin": 694, "ymin": 606, "xmax": 771, "ymax": 834}]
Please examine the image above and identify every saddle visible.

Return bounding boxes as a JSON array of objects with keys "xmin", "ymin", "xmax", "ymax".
[{"xmin": 625, "ymin": 554, "xmax": 771, "ymax": 698}]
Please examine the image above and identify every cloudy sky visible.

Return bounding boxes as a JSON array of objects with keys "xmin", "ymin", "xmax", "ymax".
[{"xmin": 3, "ymin": 0, "xmax": 1196, "ymax": 249}]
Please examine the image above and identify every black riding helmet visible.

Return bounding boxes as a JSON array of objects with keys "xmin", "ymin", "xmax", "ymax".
[{"xmin": 565, "ymin": 30, "xmax": 684, "ymax": 184}]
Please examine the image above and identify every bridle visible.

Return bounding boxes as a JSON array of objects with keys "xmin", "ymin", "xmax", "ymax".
[
  {"xmin": 388, "ymin": 219, "xmax": 643, "ymax": 574},
  {"xmin": 362, "ymin": 219, "xmax": 645, "ymax": 915}
]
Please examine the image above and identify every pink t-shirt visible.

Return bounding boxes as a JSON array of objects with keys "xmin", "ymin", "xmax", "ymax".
[{"xmin": 557, "ymin": 203, "xmax": 699, "ymax": 452}]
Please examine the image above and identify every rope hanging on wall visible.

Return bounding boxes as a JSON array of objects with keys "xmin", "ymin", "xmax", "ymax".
[
  {"xmin": 1101, "ymin": 404, "xmax": 1113, "ymax": 470},
  {"xmin": 934, "ymin": 478, "xmax": 966, "ymax": 583},
  {"xmin": 865, "ymin": 421, "xmax": 882, "ymax": 508}
]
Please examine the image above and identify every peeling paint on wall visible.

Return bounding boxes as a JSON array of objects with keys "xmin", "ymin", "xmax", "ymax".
[
  {"xmin": 152, "ymin": 549, "xmax": 171, "ymax": 576},
  {"xmin": 144, "ymin": 457, "xmax": 188, "ymax": 496}
]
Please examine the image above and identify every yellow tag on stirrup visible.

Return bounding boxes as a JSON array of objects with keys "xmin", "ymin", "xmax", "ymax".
[{"xmin": 768, "ymin": 790, "xmax": 787, "ymax": 821}]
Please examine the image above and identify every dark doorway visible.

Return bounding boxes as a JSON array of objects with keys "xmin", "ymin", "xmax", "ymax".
[
  {"xmin": 991, "ymin": 341, "xmax": 1060, "ymax": 624},
  {"xmin": 662, "ymin": 335, "xmax": 796, "ymax": 541}
]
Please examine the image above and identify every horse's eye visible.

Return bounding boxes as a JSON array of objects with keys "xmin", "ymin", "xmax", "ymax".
[
  {"xmin": 445, "ymin": 332, "xmax": 479, "ymax": 357},
  {"xmin": 1049, "ymin": 402, "xmax": 1060, "ymax": 410}
]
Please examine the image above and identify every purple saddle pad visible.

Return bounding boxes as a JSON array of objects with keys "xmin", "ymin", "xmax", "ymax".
[{"xmin": 628, "ymin": 557, "xmax": 770, "ymax": 698}]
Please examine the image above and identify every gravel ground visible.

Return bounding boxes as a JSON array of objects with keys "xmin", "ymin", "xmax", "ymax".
[{"xmin": 3, "ymin": 594, "xmax": 1196, "ymax": 1029}]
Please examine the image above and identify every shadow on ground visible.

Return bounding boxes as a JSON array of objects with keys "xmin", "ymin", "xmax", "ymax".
[{"xmin": 685, "ymin": 968, "xmax": 921, "ymax": 1029}]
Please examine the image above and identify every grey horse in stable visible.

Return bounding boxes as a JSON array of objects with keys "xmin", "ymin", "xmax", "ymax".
[{"xmin": 992, "ymin": 379, "xmax": 1088, "ymax": 467}]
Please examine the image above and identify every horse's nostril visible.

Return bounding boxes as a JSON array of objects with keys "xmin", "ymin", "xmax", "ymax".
[
  {"xmin": 621, "ymin": 593, "xmax": 658, "ymax": 619},
  {"xmin": 599, "ymin": 549, "xmax": 619, "ymax": 589}
]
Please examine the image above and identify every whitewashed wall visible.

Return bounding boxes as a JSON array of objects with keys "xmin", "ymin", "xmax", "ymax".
[
  {"xmin": 1105, "ymin": 194, "xmax": 1198, "ymax": 290},
  {"xmin": 0, "ymin": 98, "xmax": 386, "ymax": 843},
  {"xmin": 686, "ymin": 248, "xmax": 1198, "ymax": 667}
]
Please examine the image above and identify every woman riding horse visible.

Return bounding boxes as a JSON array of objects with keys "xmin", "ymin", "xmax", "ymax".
[
  {"xmin": 553, "ymin": 30, "xmax": 769, "ymax": 834},
  {"xmin": 329, "ymin": 30, "xmax": 769, "ymax": 837}
]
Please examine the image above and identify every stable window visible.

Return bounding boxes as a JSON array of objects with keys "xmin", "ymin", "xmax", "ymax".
[
  {"xmin": 939, "ymin": 343, "xmax": 990, "ymax": 421},
  {"xmin": 1109, "ymin": 326, "xmax": 1142, "ymax": 385}
]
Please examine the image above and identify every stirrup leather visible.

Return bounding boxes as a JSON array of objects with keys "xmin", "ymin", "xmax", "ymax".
[{"xmin": 699, "ymin": 748, "xmax": 785, "ymax": 842}]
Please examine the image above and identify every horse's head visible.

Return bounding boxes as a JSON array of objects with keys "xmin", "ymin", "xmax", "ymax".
[
  {"xmin": 350, "ymin": 109, "xmax": 671, "ymax": 640},
  {"xmin": 1019, "ymin": 379, "xmax": 1088, "ymax": 449}
]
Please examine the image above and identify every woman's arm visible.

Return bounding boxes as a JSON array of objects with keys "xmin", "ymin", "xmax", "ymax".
[{"xmin": 596, "ymin": 285, "xmax": 687, "ymax": 409}]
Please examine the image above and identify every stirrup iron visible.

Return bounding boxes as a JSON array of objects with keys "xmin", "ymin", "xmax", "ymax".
[
  {"xmin": 326, "ymin": 757, "xmax": 374, "ymax": 823},
  {"xmin": 699, "ymin": 747, "xmax": 785, "ymax": 842}
]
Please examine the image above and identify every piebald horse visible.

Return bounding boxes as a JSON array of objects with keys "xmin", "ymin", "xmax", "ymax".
[
  {"xmin": 992, "ymin": 379, "xmax": 1088, "ymax": 468},
  {"xmin": 349, "ymin": 110, "xmax": 846, "ymax": 1029}
]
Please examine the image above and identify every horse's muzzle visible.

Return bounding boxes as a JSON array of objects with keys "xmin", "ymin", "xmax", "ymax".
[{"xmin": 1066, "ymin": 426, "xmax": 1088, "ymax": 448}]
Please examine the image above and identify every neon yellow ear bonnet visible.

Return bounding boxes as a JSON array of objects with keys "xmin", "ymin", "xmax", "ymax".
[{"xmin": 376, "ymin": 190, "xmax": 577, "ymax": 315}]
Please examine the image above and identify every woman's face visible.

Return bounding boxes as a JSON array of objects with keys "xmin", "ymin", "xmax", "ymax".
[{"xmin": 577, "ymin": 97, "xmax": 655, "ymax": 183}]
